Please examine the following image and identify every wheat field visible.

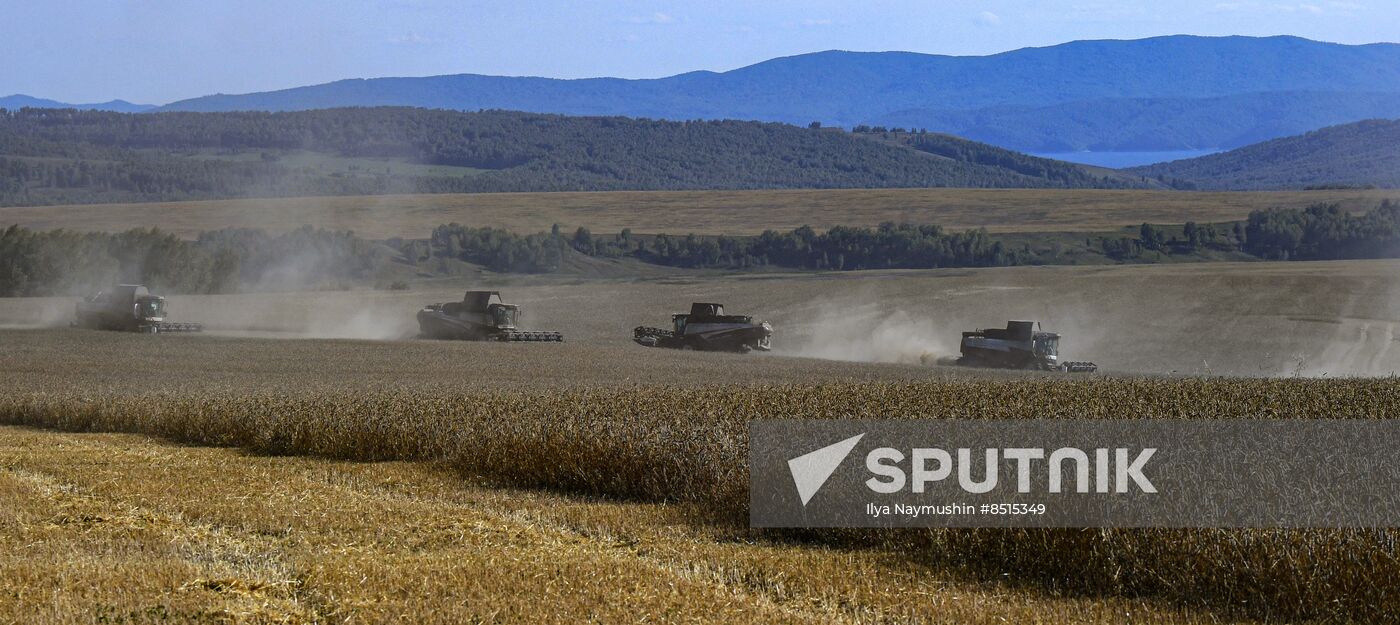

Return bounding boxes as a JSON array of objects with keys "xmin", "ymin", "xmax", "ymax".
[
  {"xmin": 1, "ymin": 425, "xmax": 1253, "ymax": 625},
  {"xmin": 3, "ymin": 257, "xmax": 1399, "ymax": 623},
  {"xmin": 1, "ymin": 324, "xmax": 1398, "ymax": 623}
]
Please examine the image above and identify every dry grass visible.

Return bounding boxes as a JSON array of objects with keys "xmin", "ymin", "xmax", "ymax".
[
  {"xmin": 0, "ymin": 426, "xmax": 1239, "ymax": 624},
  {"xmin": 3, "ymin": 188, "xmax": 1398, "ymax": 239}
]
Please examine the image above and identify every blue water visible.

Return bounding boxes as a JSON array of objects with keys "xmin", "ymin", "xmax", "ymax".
[{"xmin": 1029, "ymin": 149, "xmax": 1224, "ymax": 169}]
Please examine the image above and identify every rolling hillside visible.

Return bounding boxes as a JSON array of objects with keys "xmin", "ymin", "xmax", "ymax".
[
  {"xmin": 0, "ymin": 107, "xmax": 1140, "ymax": 207},
  {"xmin": 1127, "ymin": 119, "xmax": 1400, "ymax": 190},
  {"xmin": 150, "ymin": 36, "xmax": 1400, "ymax": 152},
  {"xmin": 873, "ymin": 91, "xmax": 1400, "ymax": 152}
]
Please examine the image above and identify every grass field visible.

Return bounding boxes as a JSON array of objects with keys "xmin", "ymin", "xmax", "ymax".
[{"xmin": 2, "ymin": 187, "xmax": 1398, "ymax": 239}]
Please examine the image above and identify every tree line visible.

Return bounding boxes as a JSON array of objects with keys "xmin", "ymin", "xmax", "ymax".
[
  {"xmin": 1241, "ymin": 200, "xmax": 1400, "ymax": 260},
  {"xmin": 3, "ymin": 201, "xmax": 1396, "ymax": 296},
  {"xmin": 0, "ymin": 225, "xmax": 390, "ymax": 297},
  {"xmin": 427, "ymin": 222, "xmax": 1026, "ymax": 272}
]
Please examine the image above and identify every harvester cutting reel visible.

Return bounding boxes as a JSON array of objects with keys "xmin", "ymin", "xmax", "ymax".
[
  {"xmin": 632, "ymin": 326, "xmax": 674, "ymax": 347},
  {"xmin": 139, "ymin": 321, "xmax": 204, "ymax": 334},
  {"xmin": 499, "ymin": 330, "xmax": 564, "ymax": 342},
  {"xmin": 1059, "ymin": 361, "xmax": 1098, "ymax": 373}
]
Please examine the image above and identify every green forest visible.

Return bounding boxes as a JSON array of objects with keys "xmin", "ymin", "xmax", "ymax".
[
  {"xmin": 1127, "ymin": 119, "xmax": 1400, "ymax": 190},
  {"xmin": 4, "ymin": 201, "xmax": 1396, "ymax": 297},
  {"xmin": 0, "ymin": 107, "xmax": 1139, "ymax": 207},
  {"xmin": 0, "ymin": 225, "xmax": 394, "ymax": 297}
]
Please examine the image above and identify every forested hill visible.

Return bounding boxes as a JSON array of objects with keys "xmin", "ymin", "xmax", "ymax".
[
  {"xmin": 0, "ymin": 107, "xmax": 1139, "ymax": 207},
  {"xmin": 1127, "ymin": 119, "xmax": 1400, "ymax": 190}
]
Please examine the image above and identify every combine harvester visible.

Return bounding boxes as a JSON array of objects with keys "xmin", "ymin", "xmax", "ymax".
[
  {"xmin": 73, "ymin": 284, "xmax": 203, "ymax": 334},
  {"xmin": 417, "ymin": 290, "xmax": 563, "ymax": 341},
  {"xmin": 957, "ymin": 320, "xmax": 1096, "ymax": 372},
  {"xmin": 634, "ymin": 302, "xmax": 772, "ymax": 353}
]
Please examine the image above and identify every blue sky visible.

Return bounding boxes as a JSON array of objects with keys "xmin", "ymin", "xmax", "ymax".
[{"xmin": 2, "ymin": 0, "xmax": 1395, "ymax": 104}]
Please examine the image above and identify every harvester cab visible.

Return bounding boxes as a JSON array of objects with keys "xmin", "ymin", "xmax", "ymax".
[
  {"xmin": 463, "ymin": 291, "xmax": 517, "ymax": 330},
  {"xmin": 417, "ymin": 290, "xmax": 562, "ymax": 342},
  {"xmin": 673, "ymin": 302, "xmax": 722, "ymax": 335}
]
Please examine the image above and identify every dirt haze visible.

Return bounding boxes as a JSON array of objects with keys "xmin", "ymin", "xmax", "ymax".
[{"xmin": 3, "ymin": 259, "xmax": 1396, "ymax": 377}]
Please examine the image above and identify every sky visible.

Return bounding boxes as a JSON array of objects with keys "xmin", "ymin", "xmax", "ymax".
[{"xmin": 2, "ymin": 0, "xmax": 1396, "ymax": 105}]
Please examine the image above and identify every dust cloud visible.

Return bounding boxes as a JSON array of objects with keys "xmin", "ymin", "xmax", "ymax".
[
  {"xmin": 168, "ymin": 289, "xmax": 423, "ymax": 341},
  {"xmin": 0, "ymin": 297, "xmax": 75, "ymax": 330},
  {"xmin": 780, "ymin": 296, "xmax": 958, "ymax": 365}
]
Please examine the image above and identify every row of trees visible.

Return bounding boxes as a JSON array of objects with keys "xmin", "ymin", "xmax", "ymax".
[
  {"xmin": 425, "ymin": 222, "xmax": 1027, "ymax": 272},
  {"xmin": 1100, "ymin": 202, "xmax": 1398, "ymax": 261},
  {"xmin": 1242, "ymin": 200, "xmax": 1400, "ymax": 260},
  {"xmin": 428, "ymin": 224, "xmax": 566, "ymax": 273},
  {"xmin": 641, "ymin": 223, "xmax": 1021, "ymax": 269},
  {"xmin": 0, "ymin": 225, "xmax": 387, "ymax": 297},
  {"xmin": 4, "ymin": 202, "xmax": 1396, "ymax": 296}
]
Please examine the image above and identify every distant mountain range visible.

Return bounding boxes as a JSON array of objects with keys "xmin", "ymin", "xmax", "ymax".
[
  {"xmin": 134, "ymin": 35, "xmax": 1400, "ymax": 153},
  {"xmin": 1127, "ymin": 118, "xmax": 1400, "ymax": 190},
  {"xmin": 0, "ymin": 94, "xmax": 154, "ymax": 113},
  {"xmin": 5, "ymin": 35, "xmax": 1399, "ymax": 187}
]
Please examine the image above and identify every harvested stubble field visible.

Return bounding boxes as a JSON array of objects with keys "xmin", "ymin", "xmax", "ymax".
[
  {"xmin": 1, "ymin": 326, "xmax": 1399, "ymax": 623},
  {"xmin": 1, "ymin": 426, "xmax": 1247, "ymax": 625},
  {"xmin": 3, "ymin": 187, "xmax": 1398, "ymax": 239},
  {"xmin": 4, "ymin": 258, "xmax": 1396, "ymax": 376}
]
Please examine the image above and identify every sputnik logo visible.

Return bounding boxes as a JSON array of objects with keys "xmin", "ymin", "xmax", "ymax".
[{"xmin": 787, "ymin": 433, "xmax": 865, "ymax": 506}]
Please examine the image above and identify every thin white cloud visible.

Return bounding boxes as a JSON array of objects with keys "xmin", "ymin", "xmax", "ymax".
[
  {"xmin": 1212, "ymin": 1, "xmax": 1341, "ymax": 13},
  {"xmin": 628, "ymin": 12, "xmax": 675, "ymax": 24},
  {"xmin": 975, "ymin": 10, "xmax": 1003, "ymax": 26}
]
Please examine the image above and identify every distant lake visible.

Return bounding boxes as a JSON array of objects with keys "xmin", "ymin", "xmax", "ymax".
[{"xmin": 1028, "ymin": 149, "xmax": 1223, "ymax": 169}]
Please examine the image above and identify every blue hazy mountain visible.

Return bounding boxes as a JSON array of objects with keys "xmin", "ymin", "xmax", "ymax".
[
  {"xmin": 0, "ymin": 94, "xmax": 155, "ymax": 113},
  {"xmin": 153, "ymin": 36, "xmax": 1400, "ymax": 152}
]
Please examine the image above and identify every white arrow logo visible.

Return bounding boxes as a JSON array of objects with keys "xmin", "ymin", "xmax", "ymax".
[{"xmin": 787, "ymin": 433, "xmax": 865, "ymax": 506}]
